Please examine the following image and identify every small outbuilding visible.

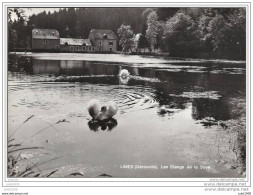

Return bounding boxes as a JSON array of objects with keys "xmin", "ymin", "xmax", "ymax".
[{"xmin": 60, "ymin": 38, "xmax": 94, "ymax": 52}]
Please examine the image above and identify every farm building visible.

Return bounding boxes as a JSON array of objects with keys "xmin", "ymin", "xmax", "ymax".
[
  {"xmin": 32, "ymin": 28, "xmax": 60, "ymax": 51},
  {"xmin": 60, "ymin": 38, "xmax": 94, "ymax": 52},
  {"xmin": 31, "ymin": 28, "xmax": 117, "ymax": 53},
  {"xmin": 88, "ymin": 29, "xmax": 117, "ymax": 52}
]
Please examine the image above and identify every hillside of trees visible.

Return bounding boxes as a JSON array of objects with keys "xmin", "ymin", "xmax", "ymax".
[{"xmin": 8, "ymin": 7, "xmax": 246, "ymax": 60}]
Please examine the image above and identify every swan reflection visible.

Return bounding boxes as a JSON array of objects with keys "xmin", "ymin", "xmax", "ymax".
[
  {"xmin": 88, "ymin": 118, "xmax": 118, "ymax": 132},
  {"xmin": 119, "ymin": 76, "xmax": 130, "ymax": 85}
]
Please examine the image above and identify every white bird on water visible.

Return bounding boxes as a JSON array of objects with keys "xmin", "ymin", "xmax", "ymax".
[
  {"xmin": 87, "ymin": 69, "xmax": 128, "ymax": 120},
  {"xmin": 87, "ymin": 99, "xmax": 118, "ymax": 121},
  {"xmin": 119, "ymin": 69, "xmax": 130, "ymax": 78}
]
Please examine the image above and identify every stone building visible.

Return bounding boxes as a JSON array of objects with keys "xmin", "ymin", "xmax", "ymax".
[
  {"xmin": 31, "ymin": 28, "xmax": 117, "ymax": 53},
  {"xmin": 88, "ymin": 29, "xmax": 117, "ymax": 52},
  {"xmin": 32, "ymin": 28, "xmax": 60, "ymax": 51}
]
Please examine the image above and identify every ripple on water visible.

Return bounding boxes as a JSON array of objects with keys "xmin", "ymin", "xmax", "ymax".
[
  {"xmin": 169, "ymin": 91, "xmax": 222, "ymax": 100},
  {"xmin": 115, "ymin": 91, "xmax": 158, "ymax": 114},
  {"xmin": 9, "ymin": 76, "xmax": 161, "ymax": 120}
]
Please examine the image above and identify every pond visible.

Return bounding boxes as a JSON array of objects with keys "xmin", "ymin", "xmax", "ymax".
[{"xmin": 8, "ymin": 53, "xmax": 246, "ymax": 178}]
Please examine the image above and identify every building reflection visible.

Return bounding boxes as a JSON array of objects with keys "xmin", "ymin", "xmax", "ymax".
[
  {"xmin": 33, "ymin": 59, "xmax": 61, "ymax": 74},
  {"xmin": 33, "ymin": 59, "xmax": 121, "ymax": 76},
  {"xmin": 60, "ymin": 60, "xmax": 84, "ymax": 69}
]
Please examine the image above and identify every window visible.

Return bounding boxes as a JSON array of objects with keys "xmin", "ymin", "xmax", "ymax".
[
  {"xmin": 93, "ymin": 47, "xmax": 95, "ymax": 51},
  {"xmin": 99, "ymin": 41, "xmax": 102, "ymax": 45},
  {"xmin": 70, "ymin": 46, "xmax": 74, "ymax": 51},
  {"xmin": 110, "ymin": 48, "xmax": 112, "ymax": 52},
  {"xmin": 76, "ymin": 46, "xmax": 79, "ymax": 51},
  {"xmin": 109, "ymin": 41, "xmax": 113, "ymax": 46},
  {"xmin": 83, "ymin": 46, "xmax": 86, "ymax": 51},
  {"xmin": 44, "ymin": 39, "xmax": 48, "ymax": 44},
  {"xmin": 56, "ymin": 45, "xmax": 59, "ymax": 50},
  {"xmin": 89, "ymin": 47, "xmax": 91, "ymax": 51}
]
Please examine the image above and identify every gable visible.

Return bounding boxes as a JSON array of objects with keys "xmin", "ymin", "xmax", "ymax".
[
  {"xmin": 89, "ymin": 29, "xmax": 117, "ymax": 40},
  {"xmin": 32, "ymin": 28, "xmax": 60, "ymax": 39},
  {"xmin": 60, "ymin": 38, "xmax": 92, "ymax": 46}
]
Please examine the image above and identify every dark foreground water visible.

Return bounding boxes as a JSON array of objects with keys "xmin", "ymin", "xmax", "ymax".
[{"xmin": 8, "ymin": 53, "xmax": 246, "ymax": 178}]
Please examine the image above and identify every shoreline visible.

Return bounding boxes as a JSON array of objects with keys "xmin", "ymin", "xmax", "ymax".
[{"xmin": 9, "ymin": 52, "xmax": 246, "ymax": 65}]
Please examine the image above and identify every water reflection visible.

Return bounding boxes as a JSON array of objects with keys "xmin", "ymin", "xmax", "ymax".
[
  {"xmin": 8, "ymin": 54, "xmax": 246, "ymax": 177},
  {"xmin": 191, "ymin": 98, "xmax": 231, "ymax": 121},
  {"xmin": 8, "ymin": 55, "xmax": 33, "ymax": 73},
  {"xmin": 8, "ymin": 55, "xmax": 246, "ymax": 123},
  {"xmin": 154, "ymin": 91, "xmax": 188, "ymax": 108},
  {"xmin": 29, "ymin": 58, "xmax": 121, "ymax": 76},
  {"xmin": 33, "ymin": 59, "xmax": 60, "ymax": 74},
  {"xmin": 9, "ymin": 56, "xmax": 246, "ymax": 95},
  {"xmin": 119, "ymin": 76, "xmax": 130, "ymax": 85},
  {"xmin": 157, "ymin": 105, "xmax": 177, "ymax": 116},
  {"xmin": 88, "ymin": 118, "xmax": 118, "ymax": 132}
]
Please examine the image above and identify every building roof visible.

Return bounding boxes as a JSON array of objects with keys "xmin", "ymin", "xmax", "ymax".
[
  {"xmin": 89, "ymin": 29, "xmax": 117, "ymax": 40},
  {"xmin": 60, "ymin": 38, "xmax": 92, "ymax": 46},
  {"xmin": 32, "ymin": 28, "xmax": 60, "ymax": 39}
]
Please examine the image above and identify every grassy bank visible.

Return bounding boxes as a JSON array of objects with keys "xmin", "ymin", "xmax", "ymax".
[
  {"xmin": 215, "ymin": 94, "xmax": 246, "ymax": 175},
  {"xmin": 227, "ymin": 95, "xmax": 246, "ymax": 174}
]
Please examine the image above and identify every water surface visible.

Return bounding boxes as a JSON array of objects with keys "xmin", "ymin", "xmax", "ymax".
[{"xmin": 8, "ymin": 53, "xmax": 246, "ymax": 178}]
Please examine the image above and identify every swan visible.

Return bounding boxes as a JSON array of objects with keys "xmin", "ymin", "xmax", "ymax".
[
  {"xmin": 87, "ymin": 99, "xmax": 101, "ymax": 119},
  {"xmin": 87, "ymin": 99, "xmax": 118, "ymax": 121},
  {"xmin": 119, "ymin": 69, "xmax": 130, "ymax": 78}
]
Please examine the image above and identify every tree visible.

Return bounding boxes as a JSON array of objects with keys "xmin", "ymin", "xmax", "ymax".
[
  {"xmin": 117, "ymin": 24, "xmax": 135, "ymax": 53},
  {"xmin": 137, "ymin": 33, "xmax": 149, "ymax": 52},
  {"xmin": 228, "ymin": 8, "xmax": 246, "ymax": 58},
  {"xmin": 156, "ymin": 8, "xmax": 179, "ymax": 21},
  {"xmin": 9, "ymin": 7, "xmax": 246, "ymax": 59},
  {"xmin": 199, "ymin": 8, "xmax": 246, "ymax": 59},
  {"xmin": 156, "ymin": 21, "xmax": 165, "ymax": 51},
  {"xmin": 145, "ymin": 11, "xmax": 159, "ymax": 51},
  {"xmin": 163, "ymin": 12, "xmax": 198, "ymax": 56},
  {"xmin": 8, "ymin": 29, "xmax": 18, "ymax": 51},
  {"xmin": 8, "ymin": 8, "xmax": 28, "ymax": 52},
  {"xmin": 206, "ymin": 14, "xmax": 228, "ymax": 56},
  {"xmin": 8, "ymin": 8, "xmax": 27, "ymax": 24}
]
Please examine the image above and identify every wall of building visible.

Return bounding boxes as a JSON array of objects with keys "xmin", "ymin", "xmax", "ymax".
[
  {"xmin": 60, "ymin": 45, "xmax": 95, "ymax": 52},
  {"xmin": 94, "ymin": 39, "xmax": 117, "ymax": 52},
  {"xmin": 32, "ymin": 36, "xmax": 117, "ymax": 52},
  {"xmin": 32, "ymin": 39, "xmax": 60, "ymax": 50}
]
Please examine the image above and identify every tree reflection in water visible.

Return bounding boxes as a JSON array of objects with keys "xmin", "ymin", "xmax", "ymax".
[{"xmin": 192, "ymin": 98, "xmax": 231, "ymax": 121}]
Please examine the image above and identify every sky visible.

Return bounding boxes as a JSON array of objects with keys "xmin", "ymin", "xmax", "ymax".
[{"xmin": 10, "ymin": 8, "xmax": 61, "ymax": 21}]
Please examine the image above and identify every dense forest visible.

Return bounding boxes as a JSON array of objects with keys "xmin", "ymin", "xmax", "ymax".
[{"xmin": 8, "ymin": 7, "xmax": 246, "ymax": 59}]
